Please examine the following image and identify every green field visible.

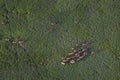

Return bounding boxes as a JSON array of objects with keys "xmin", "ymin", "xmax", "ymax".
[{"xmin": 0, "ymin": 0, "xmax": 120, "ymax": 80}]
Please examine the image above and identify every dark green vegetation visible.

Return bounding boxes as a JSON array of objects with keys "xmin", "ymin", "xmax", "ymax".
[{"xmin": 0, "ymin": 0, "xmax": 120, "ymax": 80}]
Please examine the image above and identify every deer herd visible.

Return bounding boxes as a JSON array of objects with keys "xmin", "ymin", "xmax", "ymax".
[{"xmin": 61, "ymin": 41, "xmax": 96, "ymax": 65}]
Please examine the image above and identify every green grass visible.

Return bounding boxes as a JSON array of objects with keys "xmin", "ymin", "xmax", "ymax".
[{"xmin": 0, "ymin": 0, "xmax": 120, "ymax": 80}]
